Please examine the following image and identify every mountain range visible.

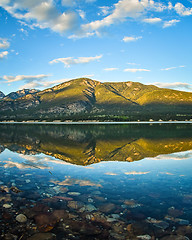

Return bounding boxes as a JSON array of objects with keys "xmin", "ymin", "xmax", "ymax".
[{"xmin": 0, "ymin": 78, "xmax": 192, "ymax": 121}]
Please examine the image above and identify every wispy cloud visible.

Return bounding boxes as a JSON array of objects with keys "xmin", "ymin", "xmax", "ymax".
[
  {"xmin": 124, "ymin": 68, "xmax": 150, "ymax": 73},
  {"xmin": 0, "ymin": 51, "xmax": 8, "ymax": 59},
  {"xmin": 148, "ymin": 150, "xmax": 192, "ymax": 161},
  {"xmin": 61, "ymin": 0, "xmax": 75, "ymax": 7},
  {"xmin": 20, "ymin": 78, "xmax": 67, "ymax": 90},
  {"xmin": 163, "ymin": 19, "xmax": 180, "ymax": 28},
  {"xmin": 143, "ymin": 17, "xmax": 162, "ymax": 23},
  {"xmin": 98, "ymin": 6, "xmax": 111, "ymax": 16},
  {"xmin": 1, "ymin": 74, "xmax": 68, "ymax": 91},
  {"xmin": 2, "ymin": 74, "xmax": 50, "ymax": 83},
  {"xmin": 78, "ymin": 10, "xmax": 86, "ymax": 20},
  {"xmin": 68, "ymin": 32, "xmax": 95, "ymax": 39},
  {"xmin": 104, "ymin": 68, "xmax": 118, "ymax": 71},
  {"xmin": 127, "ymin": 62, "xmax": 140, "ymax": 66},
  {"xmin": 82, "ymin": 74, "xmax": 95, "ymax": 78},
  {"xmin": 0, "ymin": 38, "xmax": 10, "ymax": 49},
  {"xmin": 161, "ymin": 65, "xmax": 185, "ymax": 71},
  {"xmin": 49, "ymin": 55, "xmax": 103, "ymax": 67},
  {"xmin": 122, "ymin": 36, "xmax": 142, "ymax": 42},
  {"xmin": 124, "ymin": 171, "xmax": 150, "ymax": 175},
  {"xmin": 152, "ymin": 82, "xmax": 192, "ymax": 92},
  {"xmin": 86, "ymin": 0, "xmax": 97, "ymax": 2}
]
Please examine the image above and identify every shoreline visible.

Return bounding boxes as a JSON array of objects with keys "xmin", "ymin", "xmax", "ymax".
[{"xmin": 0, "ymin": 121, "xmax": 192, "ymax": 125}]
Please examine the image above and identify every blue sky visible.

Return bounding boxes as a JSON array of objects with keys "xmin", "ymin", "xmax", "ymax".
[{"xmin": 0, "ymin": 0, "xmax": 192, "ymax": 95}]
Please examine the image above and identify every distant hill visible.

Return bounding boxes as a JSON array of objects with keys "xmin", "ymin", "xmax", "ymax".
[
  {"xmin": 0, "ymin": 78, "xmax": 192, "ymax": 121},
  {"xmin": 2, "ymin": 89, "xmax": 39, "ymax": 100}
]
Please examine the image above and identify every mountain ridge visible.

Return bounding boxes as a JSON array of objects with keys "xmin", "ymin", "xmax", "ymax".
[
  {"xmin": 0, "ymin": 89, "xmax": 39, "ymax": 100},
  {"xmin": 0, "ymin": 78, "xmax": 192, "ymax": 121}
]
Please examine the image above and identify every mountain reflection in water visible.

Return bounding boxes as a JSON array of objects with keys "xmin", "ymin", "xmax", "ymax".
[
  {"xmin": 0, "ymin": 123, "xmax": 192, "ymax": 165},
  {"xmin": 1, "ymin": 123, "xmax": 192, "ymax": 240}
]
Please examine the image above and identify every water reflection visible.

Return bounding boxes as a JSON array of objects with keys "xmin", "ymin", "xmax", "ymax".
[
  {"xmin": 0, "ymin": 123, "xmax": 192, "ymax": 240},
  {"xmin": 0, "ymin": 123, "xmax": 192, "ymax": 166}
]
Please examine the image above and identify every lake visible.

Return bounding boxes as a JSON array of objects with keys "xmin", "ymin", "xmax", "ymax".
[{"xmin": 0, "ymin": 123, "xmax": 192, "ymax": 240}]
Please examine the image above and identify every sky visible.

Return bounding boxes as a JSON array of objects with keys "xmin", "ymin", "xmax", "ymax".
[{"xmin": 0, "ymin": 0, "xmax": 192, "ymax": 95}]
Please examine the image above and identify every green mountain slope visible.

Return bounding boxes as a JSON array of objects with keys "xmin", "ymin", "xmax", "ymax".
[{"xmin": 0, "ymin": 78, "xmax": 192, "ymax": 121}]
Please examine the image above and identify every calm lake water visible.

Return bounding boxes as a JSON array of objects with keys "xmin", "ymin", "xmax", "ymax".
[{"xmin": 0, "ymin": 123, "xmax": 192, "ymax": 240}]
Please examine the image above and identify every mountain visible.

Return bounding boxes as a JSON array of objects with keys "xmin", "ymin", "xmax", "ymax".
[
  {"xmin": 2, "ymin": 89, "xmax": 39, "ymax": 100},
  {"xmin": 0, "ymin": 78, "xmax": 192, "ymax": 121},
  {"xmin": 0, "ymin": 91, "xmax": 5, "ymax": 99}
]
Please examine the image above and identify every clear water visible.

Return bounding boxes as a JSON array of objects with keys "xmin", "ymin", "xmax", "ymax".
[{"xmin": 0, "ymin": 123, "xmax": 192, "ymax": 240}]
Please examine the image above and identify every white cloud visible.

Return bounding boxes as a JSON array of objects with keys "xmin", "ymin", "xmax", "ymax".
[
  {"xmin": 82, "ymin": 74, "xmax": 95, "ymax": 78},
  {"xmin": 124, "ymin": 68, "xmax": 150, "ymax": 73},
  {"xmin": 98, "ymin": 6, "xmax": 111, "ymax": 16},
  {"xmin": 152, "ymin": 82, "xmax": 192, "ymax": 92},
  {"xmin": 0, "ymin": 38, "xmax": 10, "ymax": 49},
  {"xmin": 161, "ymin": 65, "xmax": 185, "ymax": 71},
  {"xmin": 174, "ymin": 3, "xmax": 192, "ymax": 16},
  {"xmin": 142, "ymin": 17, "xmax": 162, "ymax": 23},
  {"xmin": 82, "ymin": 0, "xmax": 147, "ymax": 35},
  {"xmin": 49, "ymin": 55, "xmax": 103, "ymax": 67},
  {"xmin": 127, "ymin": 62, "xmax": 140, "ymax": 65},
  {"xmin": 0, "ymin": 51, "xmax": 8, "ymax": 59},
  {"xmin": 148, "ymin": 1, "xmax": 167, "ymax": 12},
  {"xmin": 85, "ymin": 0, "xmax": 97, "ymax": 2},
  {"xmin": 2, "ymin": 74, "xmax": 50, "ymax": 83},
  {"xmin": 68, "ymin": 32, "xmax": 95, "ymax": 39},
  {"xmin": 0, "ymin": 0, "xmax": 78, "ymax": 34},
  {"xmin": 76, "ymin": 0, "xmax": 176, "ymax": 38},
  {"xmin": 78, "ymin": 10, "xmax": 86, "ymax": 19},
  {"xmin": 61, "ymin": 0, "xmax": 74, "ymax": 7},
  {"xmin": 150, "ymin": 151, "xmax": 192, "ymax": 161},
  {"xmin": 0, "ymin": 0, "xmax": 191, "ymax": 39},
  {"xmin": 163, "ymin": 19, "xmax": 180, "ymax": 28},
  {"xmin": 104, "ymin": 68, "xmax": 118, "ymax": 71},
  {"xmin": 122, "ymin": 36, "xmax": 142, "ymax": 42},
  {"xmin": 68, "ymin": 1, "xmax": 192, "ymax": 39}
]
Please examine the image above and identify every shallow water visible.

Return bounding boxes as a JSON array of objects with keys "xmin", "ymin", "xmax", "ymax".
[{"xmin": 0, "ymin": 123, "xmax": 192, "ymax": 240}]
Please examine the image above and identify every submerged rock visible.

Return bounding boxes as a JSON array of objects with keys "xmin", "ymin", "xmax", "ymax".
[
  {"xmin": 70, "ymin": 221, "xmax": 102, "ymax": 235},
  {"xmin": 67, "ymin": 192, "xmax": 81, "ymax": 196},
  {"xmin": 168, "ymin": 207, "xmax": 183, "ymax": 217},
  {"xmin": 67, "ymin": 201, "xmax": 84, "ymax": 209},
  {"xmin": 85, "ymin": 204, "xmax": 97, "ymax": 212},
  {"xmin": 16, "ymin": 214, "xmax": 27, "ymax": 223},
  {"xmin": 137, "ymin": 235, "xmax": 152, "ymax": 240},
  {"xmin": 99, "ymin": 203, "xmax": 115, "ymax": 213},
  {"xmin": 10, "ymin": 186, "xmax": 22, "ymax": 193},
  {"xmin": 27, "ymin": 233, "xmax": 56, "ymax": 240},
  {"xmin": 153, "ymin": 221, "xmax": 169, "ymax": 230},
  {"xmin": 3, "ymin": 233, "xmax": 18, "ymax": 240},
  {"xmin": 178, "ymin": 219, "xmax": 190, "ymax": 225},
  {"xmin": 3, "ymin": 203, "xmax": 12, "ymax": 209}
]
